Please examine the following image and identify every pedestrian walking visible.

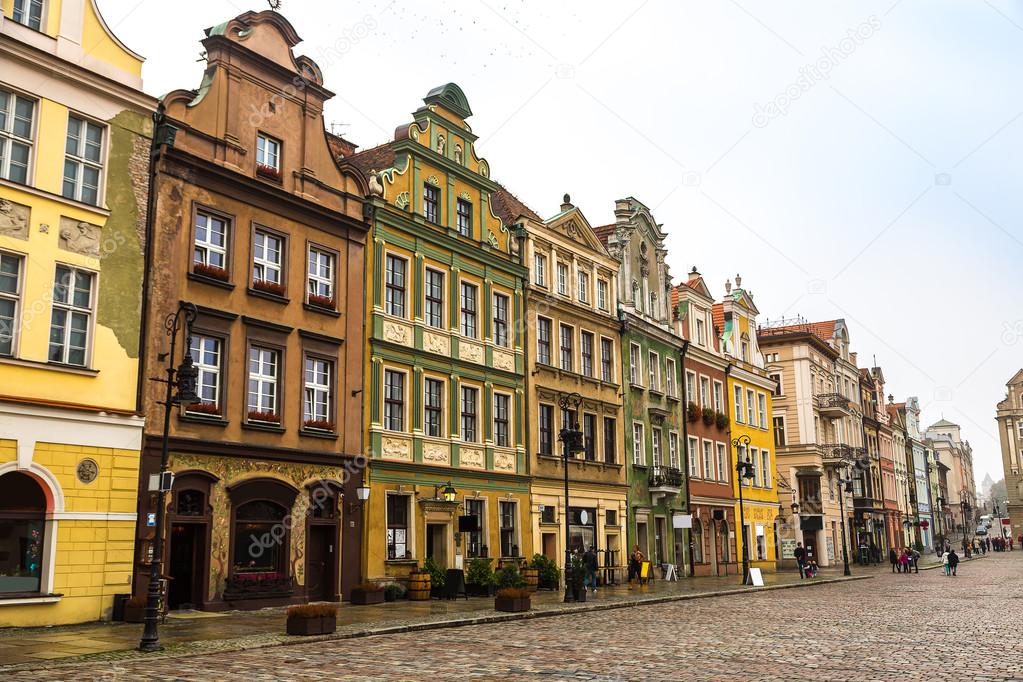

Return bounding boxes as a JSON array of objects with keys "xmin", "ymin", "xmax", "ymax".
[
  {"xmin": 584, "ymin": 546, "xmax": 598, "ymax": 594},
  {"xmin": 628, "ymin": 545, "xmax": 643, "ymax": 583},
  {"xmin": 911, "ymin": 547, "xmax": 920, "ymax": 574},
  {"xmin": 948, "ymin": 548, "xmax": 959, "ymax": 576},
  {"xmin": 941, "ymin": 549, "xmax": 950, "ymax": 576},
  {"xmin": 794, "ymin": 542, "xmax": 807, "ymax": 579},
  {"xmin": 889, "ymin": 547, "xmax": 898, "ymax": 573}
]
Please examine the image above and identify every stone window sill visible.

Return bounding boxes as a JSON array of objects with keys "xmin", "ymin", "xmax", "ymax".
[{"xmin": 0, "ymin": 593, "xmax": 63, "ymax": 606}]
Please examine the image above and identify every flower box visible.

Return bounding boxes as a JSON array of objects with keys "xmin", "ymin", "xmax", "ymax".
[
  {"xmin": 193, "ymin": 262, "xmax": 229, "ymax": 282},
  {"xmin": 247, "ymin": 410, "xmax": 280, "ymax": 424},
  {"xmin": 186, "ymin": 402, "xmax": 221, "ymax": 417},
  {"xmin": 257, "ymin": 163, "xmax": 282, "ymax": 181},
  {"xmin": 687, "ymin": 402, "xmax": 702, "ymax": 423},
  {"xmin": 286, "ymin": 603, "xmax": 337, "ymax": 636},
  {"xmin": 224, "ymin": 572, "xmax": 294, "ymax": 601},
  {"xmin": 350, "ymin": 584, "xmax": 385, "ymax": 605},
  {"xmin": 307, "ymin": 293, "xmax": 336, "ymax": 310},
  {"xmin": 253, "ymin": 279, "xmax": 287, "ymax": 296},
  {"xmin": 303, "ymin": 419, "xmax": 335, "ymax": 432},
  {"xmin": 494, "ymin": 588, "xmax": 531, "ymax": 612}
]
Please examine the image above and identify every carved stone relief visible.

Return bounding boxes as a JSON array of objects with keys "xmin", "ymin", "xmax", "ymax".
[
  {"xmin": 0, "ymin": 199, "xmax": 29, "ymax": 240},
  {"xmin": 492, "ymin": 349, "xmax": 515, "ymax": 371},
  {"xmin": 460, "ymin": 447, "xmax": 484, "ymax": 469},
  {"xmin": 381, "ymin": 436, "xmax": 412, "ymax": 461},
  {"xmin": 423, "ymin": 331, "xmax": 450, "ymax": 356},
  {"xmin": 383, "ymin": 320, "xmax": 412, "ymax": 345},
  {"xmin": 460, "ymin": 341, "xmax": 484, "ymax": 364},
  {"xmin": 493, "ymin": 451, "xmax": 516, "ymax": 472},
  {"xmin": 422, "ymin": 442, "xmax": 450, "ymax": 466},
  {"xmin": 59, "ymin": 217, "xmax": 101, "ymax": 257}
]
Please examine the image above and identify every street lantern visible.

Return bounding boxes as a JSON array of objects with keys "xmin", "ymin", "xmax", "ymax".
[
  {"xmin": 442, "ymin": 482, "xmax": 457, "ymax": 503},
  {"xmin": 557, "ymin": 392, "xmax": 583, "ymax": 602},
  {"xmin": 835, "ymin": 465, "xmax": 853, "ymax": 576},
  {"xmin": 732, "ymin": 434, "xmax": 753, "ymax": 585},
  {"xmin": 172, "ymin": 351, "xmax": 199, "ymax": 406},
  {"xmin": 356, "ymin": 485, "xmax": 371, "ymax": 501}
]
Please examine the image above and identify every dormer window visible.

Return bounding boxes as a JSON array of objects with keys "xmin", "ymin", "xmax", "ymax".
[
  {"xmin": 741, "ymin": 337, "xmax": 750, "ymax": 363},
  {"xmin": 13, "ymin": 0, "xmax": 43, "ymax": 30},
  {"xmin": 695, "ymin": 317, "xmax": 706, "ymax": 346},
  {"xmin": 256, "ymin": 134, "xmax": 281, "ymax": 180}
]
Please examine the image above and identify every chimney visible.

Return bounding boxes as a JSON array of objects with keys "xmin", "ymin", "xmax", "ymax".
[{"xmin": 561, "ymin": 193, "xmax": 573, "ymax": 212}]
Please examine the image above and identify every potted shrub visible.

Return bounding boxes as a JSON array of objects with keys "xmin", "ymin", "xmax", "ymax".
[
  {"xmin": 383, "ymin": 583, "xmax": 405, "ymax": 602},
  {"xmin": 495, "ymin": 563, "xmax": 524, "ymax": 591},
  {"xmin": 253, "ymin": 278, "xmax": 287, "ymax": 296},
  {"xmin": 494, "ymin": 587, "xmax": 531, "ymax": 613},
  {"xmin": 466, "ymin": 557, "xmax": 496, "ymax": 597},
  {"xmin": 715, "ymin": 410, "xmax": 729, "ymax": 430},
  {"xmin": 247, "ymin": 409, "xmax": 280, "ymax": 424},
  {"xmin": 702, "ymin": 409, "xmax": 715, "ymax": 426},
  {"xmin": 530, "ymin": 554, "xmax": 560, "ymax": 590},
  {"xmin": 257, "ymin": 163, "xmax": 282, "ymax": 181},
  {"xmin": 687, "ymin": 401, "xmax": 702, "ymax": 423},
  {"xmin": 193, "ymin": 262, "xmax": 229, "ymax": 282},
  {"xmin": 123, "ymin": 596, "xmax": 147, "ymax": 623},
  {"xmin": 350, "ymin": 582, "xmax": 385, "ymax": 605},
  {"xmin": 303, "ymin": 418, "xmax": 335, "ymax": 432},
  {"xmin": 423, "ymin": 557, "xmax": 446, "ymax": 598},
  {"xmin": 286, "ymin": 602, "xmax": 337, "ymax": 635},
  {"xmin": 568, "ymin": 553, "xmax": 587, "ymax": 602}
]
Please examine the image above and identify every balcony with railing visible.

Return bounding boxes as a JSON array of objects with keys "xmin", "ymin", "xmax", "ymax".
[
  {"xmin": 648, "ymin": 466, "xmax": 683, "ymax": 499},
  {"xmin": 817, "ymin": 393, "xmax": 851, "ymax": 418},
  {"xmin": 818, "ymin": 443, "xmax": 867, "ymax": 467}
]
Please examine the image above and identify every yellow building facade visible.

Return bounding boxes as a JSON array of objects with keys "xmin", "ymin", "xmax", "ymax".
[
  {"xmin": 716, "ymin": 278, "xmax": 780, "ymax": 573},
  {"xmin": 0, "ymin": 0, "xmax": 154, "ymax": 625}
]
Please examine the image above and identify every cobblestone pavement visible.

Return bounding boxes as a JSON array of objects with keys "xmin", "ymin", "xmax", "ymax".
[{"xmin": 9, "ymin": 553, "xmax": 1019, "ymax": 681}]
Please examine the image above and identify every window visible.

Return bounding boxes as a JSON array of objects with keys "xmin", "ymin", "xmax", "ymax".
[
  {"xmin": 386, "ymin": 494, "xmax": 409, "ymax": 559},
  {"xmin": 247, "ymin": 347, "xmax": 279, "ymax": 419},
  {"xmin": 577, "ymin": 271, "xmax": 590, "ymax": 303},
  {"xmin": 703, "ymin": 441, "xmax": 714, "ymax": 481},
  {"xmin": 0, "ymin": 89, "xmax": 34, "ymax": 183},
  {"xmin": 460, "ymin": 386, "xmax": 478, "ymax": 442},
  {"xmin": 232, "ymin": 500, "xmax": 287, "ymax": 574},
  {"xmin": 534, "ymin": 253, "xmax": 548, "ymax": 287},
  {"xmin": 48, "ymin": 265, "xmax": 93, "ymax": 366},
  {"xmin": 755, "ymin": 524, "xmax": 767, "ymax": 561},
  {"xmin": 252, "ymin": 229, "xmax": 283, "ymax": 287},
  {"xmin": 556, "ymin": 262, "xmax": 568, "ymax": 295},
  {"xmin": 465, "ymin": 498, "xmax": 485, "ymax": 558},
  {"xmin": 716, "ymin": 443, "xmax": 728, "ymax": 483},
  {"xmin": 385, "ymin": 254, "xmax": 407, "ymax": 317},
  {"xmin": 648, "ymin": 352, "xmax": 660, "ymax": 391},
  {"xmin": 700, "ymin": 376, "xmax": 711, "ymax": 409},
  {"xmin": 12, "ymin": 0, "xmax": 43, "ymax": 30},
  {"xmin": 307, "ymin": 247, "xmax": 335, "ymax": 306},
  {"xmin": 769, "ymin": 372, "xmax": 783, "ymax": 396},
  {"xmin": 687, "ymin": 436, "xmax": 699, "ymax": 477},
  {"xmin": 597, "ymin": 279, "xmax": 609, "ymax": 311},
  {"xmin": 301, "ymin": 357, "xmax": 333, "ymax": 428},
  {"xmin": 460, "ymin": 282, "xmax": 478, "ymax": 337},
  {"xmin": 580, "ymin": 331, "xmax": 594, "ymax": 377},
  {"xmin": 541, "ymin": 505, "xmax": 556, "ymax": 524},
  {"xmin": 734, "ymin": 385, "xmax": 744, "ymax": 423},
  {"xmin": 691, "ymin": 519, "xmax": 704, "ymax": 564},
  {"xmin": 632, "ymin": 423, "xmax": 645, "ymax": 466},
  {"xmin": 492, "ymin": 292, "xmax": 509, "ymax": 347},
  {"xmin": 583, "ymin": 414, "xmax": 596, "ymax": 460},
  {"xmin": 0, "ymin": 252, "xmax": 23, "ymax": 356},
  {"xmin": 758, "ymin": 393, "xmax": 768, "ymax": 428},
  {"xmin": 256, "ymin": 133, "xmax": 280, "ymax": 172},
  {"xmin": 603, "ymin": 417, "xmax": 616, "ymax": 464},
  {"xmin": 424, "ymin": 377, "xmax": 443, "ymax": 437},
  {"xmin": 668, "ymin": 432, "xmax": 680, "ymax": 469},
  {"xmin": 749, "ymin": 447, "xmax": 761, "ymax": 487},
  {"xmin": 424, "ymin": 268, "xmax": 444, "ymax": 328},
  {"xmin": 600, "ymin": 338, "xmax": 613, "ymax": 382},
  {"xmin": 666, "ymin": 359, "xmax": 677, "ymax": 397},
  {"xmin": 383, "ymin": 369, "xmax": 405, "ymax": 431},
  {"xmin": 713, "ymin": 381, "xmax": 724, "ymax": 412},
  {"xmin": 741, "ymin": 338, "xmax": 750, "ymax": 362},
  {"xmin": 188, "ymin": 335, "xmax": 221, "ymax": 413},
  {"xmin": 456, "ymin": 198, "xmax": 472, "ymax": 237},
  {"xmin": 559, "ymin": 324, "xmax": 574, "ymax": 371},
  {"xmin": 494, "ymin": 393, "xmax": 511, "ymax": 447},
  {"xmin": 423, "ymin": 183, "xmax": 439, "ymax": 223},
  {"xmin": 761, "ymin": 450, "xmax": 772, "ymax": 488},
  {"xmin": 630, "ymin": 343, "xmax": 641, "ymax": 384},
  {"xmin": 0, "ymin": 472, "xmax": 46, "ymax": 593},
  {"xmin": 62, "ymin": 116, "xmax": 103, "ymax": 205},
  {"xmin": 686, "ymin": 371, "xmax": 697, "ymax": 403},
  {"xmin": 696, "ymin": 317, "xmax": 706, "ymax": 346},
  {"xmin": 539, "ymin": 404, "xmax": 554, "ymax": 456},
  {"xmin": 536, "ymin": 317, "xmax": 552, "ymax": 365},
  {"xmin": 747, "ymin": 389, "xmax": 756, "ymax": 427},
  {"xmin": 499, "ymin": 501, "xmax": 518, "ymax": 557},
  {"xmin": 651, "ymin": 428, "xmax": 662, "ymax": 466},
  {"xmin": 194, "ymin": 210, "xmax": 229, "ymax": 275}
]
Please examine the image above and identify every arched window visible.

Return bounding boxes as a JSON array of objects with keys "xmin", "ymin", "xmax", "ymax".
[
  {"xmin": 691, "ymin": 518, "xmax": 703, "ymax": 563},
  {"xmin": 719, "ymin": 520, "xmax": 730, "ymax": 563},
  {"xmin": 0, "ymin": 472, "xmax": 47, "ymax": 594},
  {"xmin": 232, "ymin": 500, "xmax": 287, "ymax": 575},
  {"xmin": 176, "ymin": 490, "xmax": 205, "ymax": 516}
]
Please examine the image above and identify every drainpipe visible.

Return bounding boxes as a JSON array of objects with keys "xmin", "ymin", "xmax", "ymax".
[{"xmin": 678, "ymin": 339, "xmax": 692, "ymax": 577}]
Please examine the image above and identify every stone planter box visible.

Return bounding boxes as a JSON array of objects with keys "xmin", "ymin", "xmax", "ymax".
[
  {"xmin": 350, "ymin": 588, "xmax": 385, "ymax": 605},
  {"xmin": 286, "ymin": 614, "xmax": 337, "ymax": 636},
  {"xmin": 494, "ymin": 596, "xmax": 531, "ymax": 613}
]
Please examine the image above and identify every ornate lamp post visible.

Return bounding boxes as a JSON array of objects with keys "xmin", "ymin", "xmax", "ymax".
[
  {"xmin": 835, "ymin": 465, "xmax": 853, "ymax": 576},
  {"xmin": 139, "ymin": 302, "xmax": 199, "ymax": 653},
  {"xmin": 731, "ymin": 434, "xmax": 754, "ymax": 585},
  {"xmin": 960, "ymin": 494, "xmax": 971, "ymax": 549},
  {"xmin": 557, "ymin": 393, "xmax": 584, "ymax": 601}
]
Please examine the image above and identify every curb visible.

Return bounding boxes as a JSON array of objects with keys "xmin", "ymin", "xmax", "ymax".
[{"xmin": 1, "ymin": 574, "xmax": 872, "ymax": 673}]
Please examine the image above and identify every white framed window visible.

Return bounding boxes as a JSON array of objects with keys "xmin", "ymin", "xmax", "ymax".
[
  {"xmin": 0, "ymin": 251, "xmax": 23, "ymax": 356},
  {"xmin": 493, "ymin": 392, "xmax": 511, "ymax": 447},
  {"xmin": 247, "ymin": 346, "xmax": 279, "ymax": 419},
  {"xmin": 577, "ymin": 270, "xmax": 590, "ymax": 303},
  {"xmin": 749, "ymin": 447, "xmax": 761, "ymax": 487},
  {"xmin": 423, "ymin": 183, "xmax": 439, "ymax": 223},
  {"xmin": 668, "ymin": 431, "xmax": 680, "ymax": 469},
  {"xmin": 741, "ymin": 337, "xmax": 750, "ymax": 362},
  {"xmin": 303, "ymin": 356, "xmax": 332, "ymax": 427},
  {"xmin": 456, "ymin": 198, "xmax": 472, "ymax": 238},
  {"xmin": 747, "ymin": 389, "xmax": 756, "ymax": 427},
  {"xmin": 702, "ymin": 440, "xmax": 714, "ymax": 481},
  {"xmin": 597, "ymin": 279, "xmax": 609, "ymax": 311},
  {"xmin": 687, "ymin": 436, "xmax": 699, "ymax": 478},
  {"xmin": 695, "ymin": 317, "xmax": 706, "ymax": 346},
  {"xmin": 686, "ymin": 371, "xmax": 697, "ymax": 403},
  {"xmin": 385, "ymin": 253, "xmax": 407, "ymax": 317},
  {"xmin": 556, "ymin": 262, "xmax": 568, "ymax": 295},
  {"xmin": 600, "ymin": 337, "xmax": 614, "ymax": 382},
  {"xmin": 536, "ymin": 316, "xmax": 552, "ymax": 365},
  {"xmin": 734, "ymin": 385, "xmax": 744, "ymax": 423},
  {"xmin": 307, "ymin": 246, "xmax": 335, "ymax": 306},
  {"xmin": 580, "ymin": 331, "xmax": 594, "ymax": 377},
  {"xmin": 492, "ymin": 292, "xmax": 510, "ymax": 347},
  {"xmin": 651, "ymin": 427, "xmax": 662, "ymax": 466},
  {"xmin": 48, "ymin": 265, "xmax": 94, "ymax": 366},
  {"xmin": 424, "ymin": 267, "xmax": 445, "ymax": 329},
  {"xmin": 188, "ymin": 335, "xmax": 222, "ymax": 413},
  {"xmin": 0, "ymin": 88, "xmax": 34, "ymax": 184},
  {"xmin": 253, "ymin": 229, "xmax": 283, "ymax": 286},
  {"xmin": 648, "ymin": 351, "xmax": 660, "ymax": 391},
  {"xmin": 256, "ymin": 133, "xmax": 281, "ymax": 171},
  {"xmin": 713, "ymin": 381, "xmax": 724, "ymax": 412},
  {"xmin": 761, "ymin": 449, "xmax": 772, "ymax": 489},
  {"xmin": 630, "ymin": 343, "xmax": 641, "ymax": 385},
  {"xmin": 62, "ymin": 115, "xmax": 104, "ymax": 206},
  {"xmin": 499, "ymin": 500, "xmax": 519, "ymax": 557},
  {"xmin": 758, "ymin": 392, "xmax": 768, "ymax": 428},
  {"xmin": 534, "ymin": 253, "xmax": 548, "ymax": 287},
  {"xmin": 194, "ymin": 209, "xmax": 229, "ymax": 273},
  {"xmin": 460, "ymin": 385, "xmax": 479, "ymax": 442},
  {"xmin": 666, "ymin": 358, "xmax": 677, "ymax": 397},
  {"xmin": 716, "ymin": 443, "xmax": 728, "ymax": 483},
  {"xmin": 424, "ymin": 377, "xmax": 444, "ymax": 438},
  {"xmin": 460, "ymin": 281, "xmax": 478, "ymax": 338},
  {"xmin": 383, "ymin": 368, "xmax": 406, "ymax": 431},
  {"xmin": 632, "ymin": 423, "xmax": 645, "ymax": 466},
  {"xmin": 559, "ymin": 323, "xmax": 574, "ymax": 371},
  {"xmin": 769, "ymin": 371, "xmax": 783, "ymax": 396},
  {"xmin": 700, "ymin": 376, "xmax": 711, "ymax": 409},
  {"xmin": 12, "ymin": 0, "xmax": 44, "ymax": 30}
]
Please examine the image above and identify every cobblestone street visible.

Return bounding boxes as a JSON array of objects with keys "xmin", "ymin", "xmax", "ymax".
[{"xmin": 8, "ymin": 553, "xmax": 1019, "ymax": 681}]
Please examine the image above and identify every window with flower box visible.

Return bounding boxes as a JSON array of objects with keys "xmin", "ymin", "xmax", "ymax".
[
  {"xmin": 252, "ymin": 229, "xmax": 285, "ymax": 296},
  {"xmin": 255, "ymin": 133, "xmax": 281, "ymax": 180},
  {"xmin": 307, "ymin": 246, "xmax": 335, "ymax": 309},
  {"xmin": 247, "ymin": 346, "xmax": 280, "ymax": 423},
  {"xmin": 187, "ymin": 335, "xmax": 222, "ymax": 417},
  {"xmin": 193, "ymin": 209, "xmax": 230, "ymax": 281},
  {"xmin": 303, "ymin": 356, "xmax": 333, "ymax": 431}
]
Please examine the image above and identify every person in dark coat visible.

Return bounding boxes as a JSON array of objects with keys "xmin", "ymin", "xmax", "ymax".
[
  {"xmin": 889, "ymin": 547, "xmax": 898, "ymax": 573},
  {"xmin": 947, "ymin": 548, "xmax": 959, "ymax": 576},
  {"xmin": 584, "ymin": 546, "xmax": 598, "ymax": 593},
  {"xmin": 794, "ymin": 542, "xmax": 806, "ymax": 579}
]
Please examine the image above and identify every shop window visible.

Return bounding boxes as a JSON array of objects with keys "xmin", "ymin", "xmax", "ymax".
[
  {"xmin": 232, "ymin": 500, "xmax": 286, "ymax": 575},
  {"xmin": 386, "ymin": 494, "xmax": 410, "ymax": 560},
  {"xmin": 465, "ymin": 498, "xmax": 485, "ymax": 558},
  {"xmin": 176, "ymin": 490, "xmax": 205, "ymax": 516},
  {"xmin": 0, "ymin": 472, "xmax": 46, "ymax": 594},
  {"xmin": 691, "ymin": 518, "xmax": 703, "ymax": 563},
  {"xmin": 499, "ymin": 501, "xmax": 518, "ymax": 557}
]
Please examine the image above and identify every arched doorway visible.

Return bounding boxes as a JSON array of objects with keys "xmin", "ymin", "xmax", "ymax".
[
  {"xmin": 305, "ymin": 482, "xmax": 341, "ymax": 602},
  {"xmin": 224, "ymin": 478, "xmax": 298, "ymax": 604},
  {"xmin": 166, "ymin": 473, "xmax": 215, "ymax": 610},
  {"xmin": 0, "ymin": 472, "xmax": 47, "ymax": 594}
]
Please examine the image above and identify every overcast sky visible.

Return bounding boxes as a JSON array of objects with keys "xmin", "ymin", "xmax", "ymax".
[{"xmin": 100, "ymin": 0, "xmax": 1023, "ymax": 485}]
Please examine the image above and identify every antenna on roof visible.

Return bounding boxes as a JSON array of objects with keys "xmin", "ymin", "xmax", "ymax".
[{"xmin": 329, "ymin": 122, "xmax": 349, "ymax": 137}]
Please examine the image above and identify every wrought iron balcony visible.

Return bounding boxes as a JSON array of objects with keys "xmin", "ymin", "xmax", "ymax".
[
  {"xmin": 648, "ymin": 466, "xmax": 683, "ymax": 493},
  {"xmin": 817, "ymin": 393, "xmax": 851, "ymax": 418},
  {"xmin": 818, "ymin": 444, "xmax": 867, "ymax": 468}
]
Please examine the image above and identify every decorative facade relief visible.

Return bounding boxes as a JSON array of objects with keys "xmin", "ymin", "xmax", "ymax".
[
  {"xmin": 381, "ymin": 436, "xmax": 412, "ymax": 461},
  {"xmin": 492, "ymin": 348, "xmax": 515, "ymax": 371},
  {"xmin": 383, "ymin": 320, "xmax": 412, "ymax": 345},
  {"xmin": 459, "ymin": 447, "xmax": 484, "ymax": 469},
  {"xmin": 423, "ymin": 330, "xmax": 450, "ymax": 356},
  {"xmin": 493, "ymin": 451, "xmax": 516, "ymax": 472},
  {"xmin": 459, "ymin": 340, "xmax": 484, "ymax": 364},
  {"xmin": 422, "ymin": 442, "xmax": 450, "ymax": 466},
  {"xmin": 0, "ymin": 199, "xmax": 29, "ymax": 240},
  {"xmin": 59, "ymin": 217, "xmax": 101, "ymax": 257}
]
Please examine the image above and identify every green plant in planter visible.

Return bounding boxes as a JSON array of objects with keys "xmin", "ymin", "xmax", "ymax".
[
  {"xmin": 423, "ymin": 557, "xmax": 445, "ymax": 589},
  {"xmin": 466, "ymin": 558, "xmax": 495, "ymax": 588},
  {"xmin": 687, "ymin": 401, "xmax": 701, "ymax": 422},
  {"xmin": 530, "ymin": 553, "xmax": 560, "ymax": 588},
  {"xmin": 495, "ymin": 563, "xmax": 524, "ymax": 589},
  {"xmin": 384, "ymin": 583, "xmax": 405, "ymax": 601},
  {"xmin": 715, "ymin": 411, "xmax": 729, "ymax": 430},
  {"xmin": 702, "ymin": 409, "xmax": 715, "ymax": 426}
]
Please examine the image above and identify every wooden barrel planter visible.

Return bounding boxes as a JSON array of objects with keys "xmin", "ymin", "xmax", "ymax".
[
  {"xmin": 521, "ymin": 567, "xmax": 539, "ymax": 592},
  {"xmin": 407, "ymin": 572, "xmax": 431, "ymax": 601}
]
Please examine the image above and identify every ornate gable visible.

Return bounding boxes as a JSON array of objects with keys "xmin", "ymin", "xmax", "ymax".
[{"xmin": 544, "ymin": 195, "xmax": 608, "ymax": 255}]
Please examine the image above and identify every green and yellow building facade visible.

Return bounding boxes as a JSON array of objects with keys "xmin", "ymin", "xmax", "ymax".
[
  {"xmin": 348, "ymin": 85, "xmax": 530, "ymax": 584},
  {"xmin": 0, "ymin": 0, "xmax": 155, "ymax": 624}
]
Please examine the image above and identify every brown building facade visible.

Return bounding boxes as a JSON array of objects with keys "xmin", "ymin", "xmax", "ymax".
[{"xmin": 133, "ymin": 11, "xmax": 368, "ymax": 609}]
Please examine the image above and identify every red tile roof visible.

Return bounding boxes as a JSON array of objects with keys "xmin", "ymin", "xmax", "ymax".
[
  {"xmin": 491, "ymin": 185, "xmax": 542, "ymax": 223},
  {"xmin": 343, "ymin": 142, "xmax": 397, "ymax": 176},
  {"xmin": 712, "ymin": 303, "xmax": 724, "ymax": 332},
  {"xmin": 759, "ymin": 320, "xmax": 838, "ymax": 343},
  {"xmin": 325, "ymin": 131, "xmax": 358, "ymax": 159},
  {"xmin": 593, "ymin": 223, "xmax": 615, "ymax": 246}
]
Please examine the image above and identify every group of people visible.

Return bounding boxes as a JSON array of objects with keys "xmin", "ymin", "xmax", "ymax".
[
  {"xmin": 792, "ymin": 543, "xmax": 819, "ymax": 579},
  {"xmin": 940, "ymin": 548, "xmax": 961, "ymax": 576},
  {"xmin": 973, "ymin": 536, "xmax": 1014, "ymax": 553},
  {"xmin": 888, "ymin": 547, "xmax": 921, "ymax": 573}
]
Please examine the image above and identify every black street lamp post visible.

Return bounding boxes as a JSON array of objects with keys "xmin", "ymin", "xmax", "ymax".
[
  {"xmin": 139, "ymin": 302, "xmax": 199, "ymax": 652},
  {"xmin": 836, "ymin": 466, "xmax": 853, "ymax": 576},
  {"xmin": 960, "ymin": 495, "xmax": 971, "ymax": 549},
  {"xmin": 731, "ymin": 434, "xmax": 754, "ymax": 585},
  {"xmin": 557, "ymin": 393, "xmax": 584, "ymax": 602}
]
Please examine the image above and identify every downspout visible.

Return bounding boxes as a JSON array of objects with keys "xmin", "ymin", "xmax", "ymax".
[{"xmin": 678, "ymin": 339, "xmax": 691, "ymax": 577}]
